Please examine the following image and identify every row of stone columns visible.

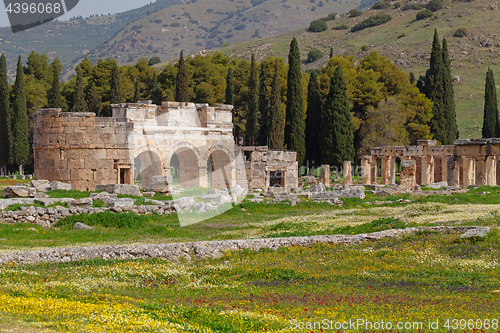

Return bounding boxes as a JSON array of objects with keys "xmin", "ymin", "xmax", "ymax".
[{"xmin": 451, "ymin": 155, "xmax": 497, "ymax": 188}]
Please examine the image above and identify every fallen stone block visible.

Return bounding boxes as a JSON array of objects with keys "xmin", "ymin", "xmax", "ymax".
[
  {"xmin": 74, "ymin": 222, "xmax": 93, "ymax": 230},
  {"xmin": 311, "ymin": 183, "xmax": 326, "ymax": 193},
  {"xmin": 89, "ymin": 192, "xmax": 118, "ymax": 201},
  {"xmin": 461, "ymin": 227, "xmax": 490, "ymax": 239},
  {"xmin": 2, "ymin": 186, "xmax": 37, "ymax": 198},
  {"xmin": 426, "ymin": 181, "xmax": 448, "ymax": 189},
  {"xmin": 312, "ymin": 185, "xmax": 365, "ymax": 200},
  {"xmin": 95, "ymin": 184, "xmax": 142, "ymax": 197},
  {"xmin": 50, "ymin": 181, "xmax": 72, "ymax": 191},
  {"xmin": 71, "ymin": 198, "xmax": 93, "ymax": 208},
  {"xmin": 108, "ymin": 198, "xmax": 135, "ymax": 208},
  {"xmin": 31, "ymin": 180, "xmax": 51, "ymax": 192}
]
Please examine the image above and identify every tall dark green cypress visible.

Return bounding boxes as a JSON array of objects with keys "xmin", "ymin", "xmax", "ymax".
[
  {"xmin": 88, "ymin": 82, "xmax": 101, "ymax": 117},
  {"xmin": 47, "ymin": 58, "xmax": 62, "ymax": 108},
  {"xmin": 175, "ymin": 50, "xmax": 189, "ymax": 102},
  {"xmin": 482, "ymin": 68, "xmax": 499, "ymax": 138},
  {"xmin": 150, "ymin": 72, "xmax": 164, "ymax": 106},
  {"xmin": 320, "ymin": 66, "xmax": 354, "ymax": 167},
  {"xmin": 424, "ymin": 30, "xmax": 447, "ymax": 144},
  {"xmin": 330, "ymin": 47, "xmax": 333, "ymax": 59},
  {"xmin": 225, "ymin": 67, "xmax": 234, "ymax": 105},
  {"xmin": 258, "ymin": 61, "xmax": 270, "ymax": 146},
  {"xmin": 269, "ymin": 61, "xmax": 284, "ymax": 149},
  {"xmin": 72, "ymin": 67, "xmax": 88, "ymax": 112},
  {"xmin": 109, "ymin": 61, "xmax": 122, "ymax": 104},
  {"xmin": 285, "ymin": 37, "xmax": 305, "ymax": 164},
  {"xmin": 442, "ymin": 38, "xmax": 458, "ymax": 143},
  {"xmin": 0, "ymin": 54, "xmax": 11, "ymax": 174},
  {"xmin": 11, "ymin": 56, "xmax": 29, "ymax": 175},
  {"xmin": 245, "ymin": 53, "xmax": 259, "ymax": 146},
  {"xmin": 305, "ymin": 71, "xmax": 322, "ymax": 165},
  {"xmin": 133, "ymin": 77, "xmax": 141, "ymax": 102}
]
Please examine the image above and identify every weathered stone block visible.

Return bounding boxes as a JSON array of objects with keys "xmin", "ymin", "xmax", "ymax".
[
  {"xmin": 400, "ymin": 159, "xmax": 416, "ymax": 190},
  {"xmin": 55, "ymin": 169, "xmax": 71, "ymax": 181},
  {"xmin": 50, "ymin": 181, "xmax": 72, "ymax": 191},
  {"xmin": 2, "ymin": 186, "xmax": 37, "ymax": 198},
  {"xmin": 31, "ymin": 180, "xmax": 51, "ymax": 192}
]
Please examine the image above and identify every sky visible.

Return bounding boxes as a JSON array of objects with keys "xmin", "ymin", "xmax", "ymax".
[{"xmin": 0, "ymin": 0, "xmax": 156, "ymax": 28}]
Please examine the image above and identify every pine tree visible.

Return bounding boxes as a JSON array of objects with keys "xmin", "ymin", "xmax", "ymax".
[
  {"xmin": 258, "ymin": 61, "xmax": 270, "ymax": 146},
  {"xmin": 11, "ymin": 56, "xmax": 29, "ymax": 175},
  {"xmin": 305, "ymin": 71, "xmax": 322, "ymax": 165},
  {"xmin": 320, "ymin": 65, "xmax": 354, "ymax": 167},
  {"xmin": 88, "ymin": 82, "xmax": 101, "ymax": 117},
  {"xmin": 245, "ymin": 53, "xmax": 259, "ymax": 146},
  {"xmin": 225, "ymin": 67, "xmax": 234, "ymax": 105},
  {"xmin": 442, "ymin": 38, "xmax": 458, "ymax": 143},
  {"xmin": 175, "ymin": 50, "xmax": 189, "ymax": 102},
  {"xmin": 47, "ymin": 58, "xmax": 62, "ymax": 108},
  {"xmin": 482, "ymin": 68, "xmax": 499, "ymax": 138},
  {"xmin": 109, "ymin": 61, "xmax": 122, "ymax": 104},
  {"xmin": 285, "ymin": 37, "xmax": 306, "ymax": 164},
  {"xmin": 269, "ymin": 61, "xmax": 284, "ymax": 149},
  {"xmin": 133, "ymin": 77, "xmax": 141, "ymax": 102},
  {"xmin": 0, "ymin": 54, "xmax": 11, "ymax": 175},
  {"xmin": 72, "ymin": 67, "xmax": 88, "ymax": 112},
  {"xmin": 150, "ymin": 72, "xmax": 164, "ymax": 106}
]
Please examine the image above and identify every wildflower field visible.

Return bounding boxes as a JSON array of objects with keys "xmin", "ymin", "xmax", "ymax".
[{"xmin": 1, "ymin": 183, "xmax": 500, "ymax": 332}]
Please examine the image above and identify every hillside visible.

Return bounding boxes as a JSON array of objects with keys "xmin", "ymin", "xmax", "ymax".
[
  {"xmin": 214, "ymin": 0, "xmax": 500, "ymax": 139},
  {"xmin": 0, "ymin": 0, "xmax": 186, "ymax": 79},
  {"xmin": 86, "ymin": 0, "xmax": 361, "ymax": 66}
]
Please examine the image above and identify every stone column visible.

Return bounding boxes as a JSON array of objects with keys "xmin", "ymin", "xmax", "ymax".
[
  {"xmin": 400, "ymin": 159, "xmax": 416, "ymax": 190},
  {"xmin": 486, "ymin": 156, "xmax": 496, "ymax": 186},
  {"xmin": 381, "ymin": 156, "xmax": 391, "ymax": 185},
  {"xmin": 441, "ymin": 156, "xmax": 448, "ymax": 182},
  {"xmin": 370, "ymin": 156, "xmax": 377, "ymax": 184},
  {"xmin": 421, "ymin": 156, "xmax": 429, "ymax": 185},
  {"xmin": 429, "ymin": 156, "xmax": 435, "ymax": 184},
  {"xmin": 389, "ymin": 157, "xmax": 396, "ymax": 184},
  {"xmin": 462, "ymin": 156, "xmax": 474, "ymax": 188},
  {"xmin": 476, "ymin": 156, "xmax": 487, "ymax": 185},
  {"xmin": 197, "ymin": 166, "xmax": 209, "ymax": 188},
  {"xmin": 361, "ymin": 156, "xmax": 371, "ymax": 184},
  {"xmin": 320, "ymin": 164, "xmax": 330, "ymax": 187},
  {"xmin": 448, "ymin": 156, "xmax": 460, "ymax": 187},
  {"xmin": 343, "ymin": 161, "xmax": 352, "ymax": 186}
]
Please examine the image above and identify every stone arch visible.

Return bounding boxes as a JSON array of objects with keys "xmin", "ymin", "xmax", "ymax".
[
  {"xmin": 166, "ymin": 142, "xmax": 205, "ymax": 188},
  {"xmin": 134, "ymin": 149, "xmax": 163, "ymax": 189},
  {"xmin": 205, "ymin": 145, "xmax": 234, "ymax": 190}
]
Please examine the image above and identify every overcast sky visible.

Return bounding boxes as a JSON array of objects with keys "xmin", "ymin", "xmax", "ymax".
[{"xmin": 0, "ymin": 0, "xmax": 155, "ymax": 28}]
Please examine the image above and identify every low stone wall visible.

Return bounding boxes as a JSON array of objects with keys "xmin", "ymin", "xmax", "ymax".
[{"xmin": 0, "ymin": 226, "xmax": 488, "ymax": 265}]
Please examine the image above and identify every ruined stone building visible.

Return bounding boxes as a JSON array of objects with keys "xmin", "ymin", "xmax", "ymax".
[
  {"xmin": 362, "ymin": 139, "xmax": 500, "ymax": 188},
  {"xmin": 33, "ymin": 102, "xmax": 298, "ymax": 192}
]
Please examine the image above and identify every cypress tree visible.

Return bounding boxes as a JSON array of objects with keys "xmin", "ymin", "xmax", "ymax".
[
  {"xmin": 150, "ymin": 72, "xmax": 164, "ymax": 106},
  {"xmin": 175, "ymin": 50, "xmax": 189, "ymax": 102},
  {"xmin": 109, "ymin": 61, "xmax": 122, "ymax": 104},
  {"xmin": 133, "ymin": 77, "xmax": 141, "ymax": 102},
  {"xmin": 47, "ymin": 58, "xmax": 62, "ymax": 108},
  {"xmin": 72, "ymin": 67, "xmax": 88, "ymax": 112},
  {"xmin": 11, "ymin": 56, "xmax": 29, "ymax": 175},
  {"xmin": 0, "ymin": 54, "xmax": 11, "ymax": 174},
  {"xmin": 225, "ymin": 67, "xmax": 234, "ymax": 105},
  {"xmin": 269, "ymin": 61, "xmax": 284, "ymax": 149},
  {"xmin": 245, "ymin": 53, "xmax": 259, "ymax": 146},
  {"xmin": 442, "ymin": 38, "xmax": 458, "ymax": 143},
  {"xmin": 88, "ymin": 82, "xmax": 101, "ymax": 117},
  {"xmin": 285, "ymin": 37, "xmax": 306, "ymax": 164},
  {"xmin": 258, "ymin": 61, "xmax": 270, "ymax": 146},
  {"xmin": 320, "ymin": 66, "xmax": 354, "ymax": 167},
  {"xmin": 424, "ymin": 30, "xmax": 447, "ymax": 144},
  {"xmin": 330, "ymin": 47, "xmax": 333, "ymax": 59},
  {"xmin": 482, "ymin": 68, "xmax": 499, "ymax": 138},
  {"xmin": 305, "ymin": 71, "xmax": 322, "ymax": 165}
]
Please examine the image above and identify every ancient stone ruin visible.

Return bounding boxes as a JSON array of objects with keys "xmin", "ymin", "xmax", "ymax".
[{"xmin": 362, "ymin": 139, "xmax": 500, "ymax": 188}]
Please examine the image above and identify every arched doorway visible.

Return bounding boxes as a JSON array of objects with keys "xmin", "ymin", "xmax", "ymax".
[
  {"xmin": 208, "ymin": 150, "xmax": 232, "ymax": 190},
  {"xmin": 170, "ymin": 147, "xmax": 202, "ymax": 188},
  {"xmin": 134, "ymin": 151, "xmax": 163, "ymax": 189}
]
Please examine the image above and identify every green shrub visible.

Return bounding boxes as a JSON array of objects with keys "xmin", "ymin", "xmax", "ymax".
[
  {"xmin": 371, "ymin": 0, "xmax": 391, "ymax": 9},
  {"xmin": 351, "ymin": 13, "xmax": 392, "ymax": 32},
  {"xmin": 394, "ymin": 2, "xmax": 401, "ymax": 8},
  {"xmin": 402, "ymin": 3, "xmax": 425, "ymax": 10},
  {"xmin": 348, "ymin": 9, "xmax": 363, "ymax": 17},
  {"xmin": 307, "ymin": 49, "xmax": 323, "ymax": 63},
  {"xmin": 148, "ymin": 57, "xmax": 161, "ymax": 66},
  {"xmin": 170, "ymin": 22, "xmax": 180, "ymax": 27},
  {"xmin": 320, "ymin": 12, "xmax": 337, "ymax": 21},
  {"xmin": 397, "ymin": 32, "xmax": 405, "ymax": 38},
  {"xmin": 234, "ymin": 23, "xmax": 246, "ymax": 30},
  {"xmin": 361, "ymin": 45, "xmax": 369, "ymax": 51},
  {"xmin": 332, "ymin": 217, "xmax": 412, "ymax": 235},
  {"xmin": 426, "ymin": 0, "xmax": 443, "ymax": 11},
  {"xmin": 332, "ymin": 24, "xmax": 349, "ymax": 30},
  {"xmin": 308, "ymin": 19, "xmax": 328, "ymax": 32},
  {"xmin": 154, "ymin": 19, "xmax": 163, "ymax": 24},
  {"xmin": 57, "ymin": 211, "xmax": 153, "ymax": 229},
  {"xmin": 453, "ymin": 27, "xmax": 467, "ymax": 37},
  {"xmin": 416, "ymin": 9, "xmax": 433, "ymax": 20}
]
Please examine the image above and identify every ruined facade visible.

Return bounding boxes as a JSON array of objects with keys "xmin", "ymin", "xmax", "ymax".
[{"xmin": 362, "ymin": 139, "xmax": 500, "ymax": 188}]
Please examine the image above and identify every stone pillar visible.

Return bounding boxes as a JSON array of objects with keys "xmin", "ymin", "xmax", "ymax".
[
  {"xmin": 486, "ymin": 156, "xmax": 496, "ymax": 186},
  {"xmin": 381, "ymin": 156, "xmax": 391, "ymax": 185},
  {"xmin": 320, "ymin": 165, "xmax": 330, "ymax": 187},
  {"xmin": 441, "ymin": 156, "xmax": 448, "ymax": 182},
  {"xmin": 421, "ymin": 156, "xmax": 429, "ymax": 185},
  {"xmin": 197, "ymin": 166, "xmax": 208, "ymax": 188},
  {"xmin": 462, "ymin": 156, "xmax": 474, "ymax": 188},
  {"xmin": 371, "ymin": 156, "xmax": 377, "ymax": 184},
  {"xmin": 448, "ymin": 156, "xmax": 459, "ymax": 187},
  {"xmin": 361, "ymin": 156, "xmax": 371, "ymax": 184},
  {"xmin": 400, "ymin": 159, "xmax": 416, "ymax": 190},
  {"xmin": 389, "ymin": 157, "xmax": 396, "ymax": 184},
  {"xmin": 476, "ymin": 156, "xmax": 487, "ymax": 185},
  {"xmin": 343, "ymin": 161, "xmax": 352, "ymax": 186}
]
